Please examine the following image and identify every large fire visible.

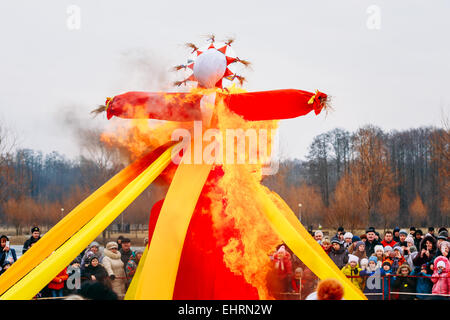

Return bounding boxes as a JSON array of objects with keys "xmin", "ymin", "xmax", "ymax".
[{"xmin": 100, "ymin": 85, "xmax": 284, "ymax": 299}]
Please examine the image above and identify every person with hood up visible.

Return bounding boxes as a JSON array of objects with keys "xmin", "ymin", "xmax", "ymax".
[
  {"xmin": 392, "ymin": 264, "xmax": 416, "ymax": 300},
  {"xmin": 102, "ymin": 241, "xmax": 126, "ymax": 299},
  {"xmin": 393, "ymin": 227, "xmax": 401, "ymax": 242},
  {"xmin": 341, "ymin": 254, "xmax": 364, "ymax": 290},
  {"xmin": 381, "ymin": 261, "xmax": 393, "ymax": 300},
  {"xmin": 81, "ymin": 255, "xmax": 108, "ymax": 285},
  {"xmin": 431, "ymin": 256, "xmax": 450, "ymax": 299},
  {"xmin": 413, "ymin": 234, "xmax": 437, "ymax": 267},
  {"xmin": 435, "ymin": 236, "xmax": 449, "ymax": 258},
  {"xmin": 328, "ymin": 239, "xmax": 348, "ymax": 270},
  {"xmin": 272, "ymin": 245, "xmax": 293, "ymax": 293},
  {"xmin": 81, "ymin": 241, "xmax": 102, "ymax": 270}
]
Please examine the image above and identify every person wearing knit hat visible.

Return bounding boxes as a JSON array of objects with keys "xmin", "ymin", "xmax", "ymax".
[
  {"xmin": 22, "ymin": 227, "xmax": 41, "ymax": 255},
  {"xmin": 360, "ymin": 256, "xmax": 384, "ymax": 300},
  {"xmin": 343, "ymin": 232, "xmax": 353, "ymax": 249},
  {"xmin": 351, "ymin": 241, "xmax": 367, "ymax": 262},
  {"xmin": 372, "ymin": 245, "xmax": 384, "ymax": 268},
  {"xmin": 102, "ymin": 241, "xmax": 126, "ymax": 299},
  {"xmin": 380, "ymin": 260, "xmax": 393, "ymax": 299},
  {"xmin": 352, "ymin": 235, "xmax": 360, "ymax": 243},
  {"xmin": 341, "ymin": 254, "xmax": 364, "ymax": 290},
  {"xmin": 359, "ymin": 258, "xmax": 369, "ymax": 270},
  {"xmin": 329, "ymin": 238, "xmax": 348, "ymax": 270},
  {"xmin": 81, "ymin": 241, "xmax": 103, "ymax": 270}
]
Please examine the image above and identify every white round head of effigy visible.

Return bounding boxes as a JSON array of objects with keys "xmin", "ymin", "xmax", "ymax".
[{"xmin": 173, "ymin": 35, "xmax": 250, "ymax": 89}]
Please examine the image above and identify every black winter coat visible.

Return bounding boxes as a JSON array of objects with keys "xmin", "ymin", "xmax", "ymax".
[{"xmin": 329, "ymin": 246, "xmax": 348, "ymax": 269}]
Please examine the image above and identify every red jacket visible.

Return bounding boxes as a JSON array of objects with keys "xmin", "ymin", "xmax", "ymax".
[
  {"xmin": 48, "ymin": 268, "xmax": 68, "ymax": 290},
  {"xmin": 381, "ymin": 239, "xmax": 397, "ymax": 247}
]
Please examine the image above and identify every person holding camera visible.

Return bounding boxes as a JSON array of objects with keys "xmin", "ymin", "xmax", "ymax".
[
  {"xmin": 413, "ymin": 234, "xmax": 437, "ymax": 268},
  {"xmin": 0, "ymin": 235, "xmax": 17, "ymax": 273}
]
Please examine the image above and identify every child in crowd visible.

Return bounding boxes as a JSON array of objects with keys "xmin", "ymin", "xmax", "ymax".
[
  {"xmin": 410, "ymin": 263, "xmax": 432, "ymax": 300},
  {"xmin": 392, "ymin": 264, "xmax": 416, "ymax": 300},
  {"xmin": 48, "ymin": 267, "xmax": 69, "ymax": 298},
  {"xmin": 360, "ymin": 256, "xmax": 384, "ymax": 300},
  {"xmin": 431, "ymin": 256, "xmax": 450, "ymax": 299},
  {"xmin": 372, "ymin": 245, "xmax": 384, "ymax": 268},
  {"xmin": 381, "ymin": 261, "xmax": 393, "ymax": 300},
  {"xmin": 341, "ymin": 254, "xmax": 364, "ymax": 290}
]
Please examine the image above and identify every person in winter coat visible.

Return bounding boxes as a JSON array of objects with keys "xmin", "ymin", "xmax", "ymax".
[
  {"xmin": 384, "ymin": 246, "xmax": 406, "ymax": 274},
  {"xmin": 431, "ymin": 256, "xmax": 450, "ymax": 299},
  {"xmin": 81, "ymin": 255, "xmax": 108, "ymax": 285},
  {"xmin": 321, "ymin": 238, "xmax": 332, "ymax": 255},
  {"xmin": 372, "ymin": 245, "xmax": 385, "ymax": 268},
  {"xmin": 352, "ymin": 241, "xmax": 367, "ymax": 262},
  {"xmin": 22, "ymin": 226, "xmax": 41, "ymax": 254},
  {"xmin": 125, "ymin": 250, "xmax": 143, "ymax": 287},
  {"xmin": 381, "ymin": 261, "xmax": 393, "ymax": 300},
  {"xmin": 329, "ymin": 239, "xmax": 348, "ymax": 270},
  {"xmin": 360, "ymin": 256, "xmax": 384, "ymax": 300},
  {"xmin": 435, "ymin": 240, "xmax": 449, "ymax": 260},
  {"xmin": 413, "ymin": 234, "xmax": 437, "ymax": 267},
  {"xmin": 341, "ymin": 254, "xmax": 364, "ymax": 290},
  {"xmin": 393, "ymin": 227, "xmax": 401, "ymax": 242},
  {"xmin": 272, "ymin": 245, "xmax": 293, "ymax": 293},
  {"xmin": 81, "ymin": 241, "xmax": 102, "ymax": 270},
  {"xmin": 102, "ymin": 242, "xmax": 126, "ymax": 299},
  {"xmin": 365, "ymin": 227, "xmax": 381, "ymax": 257},
  {"xmin": 381, "ymin": 231, "xmax": 397, "ymax": 248},
  {"xmin": 0, "ymin": 235, "xmax": 17, "ymax": 270},
  {"xmin": 392, "ymin": 264, "xmax": 416, "ymax": 300},
  {"xmin": 343, "ymin": 232, "xmax": 353, "ymax": 250},
  {"xmin": 48, "ymin": 268, "xmax": 69, "ymax": 298},
  {"xmin": 410, "ymin": 263, "xmax": 432, "ymax": 300}
]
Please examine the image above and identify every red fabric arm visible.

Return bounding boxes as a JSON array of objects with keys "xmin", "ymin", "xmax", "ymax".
[
  {"xmin": 106, "ymin": 91, "xmax": 203, "ymax": 121},
  {"xmin": 219, "ymin": 89, "xmax": 327, "ymax": 121}
]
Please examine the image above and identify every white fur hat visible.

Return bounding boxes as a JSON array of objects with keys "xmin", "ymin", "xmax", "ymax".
[
  {"xmin": 360, "ymin": 258, "xmax": 369, "ymax": 266},
  {"xmin": 437, "ymin": 261, "xmax": 446, "ymax": 269},
  {"xmin": 348, "ymin": 254, "xmax": 359, "ymax": 264},
  {"xmin": 344, "ymin": 232, "xmax": 353, "ymax": 239},
  {"xmin": 374, "ymin": 245, "xmax": 384, "ymax": 253},
  {"xmin": 406, "ymin": 235, "xmax": 414, "ymax": 244}
]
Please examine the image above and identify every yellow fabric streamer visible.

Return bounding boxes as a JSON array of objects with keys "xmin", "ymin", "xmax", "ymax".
[
  {"xmin": 256, "ymin": 187, "xmax": 367, "ymax": 300},
  {"xmin": 0, "ymin": 144, "xmax": 173, "ymax": 296},
  {"xmin": 134, "ymin": 161, "xmax": 213, "ymax": 299},
  {"xmin": 0, "ymin": 146, "xmax": 174, "ymax": 300}
]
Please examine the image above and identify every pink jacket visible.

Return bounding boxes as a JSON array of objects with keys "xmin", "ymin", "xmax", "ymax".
[{"xmin": 431, "ymin": 256, "xmax": 450, "ymax": 295}]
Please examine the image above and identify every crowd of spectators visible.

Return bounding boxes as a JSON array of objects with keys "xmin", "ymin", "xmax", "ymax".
[
  {"xmin": 2, "ymin": 225, "xmax": 449, "ymax": 300},
  {"xmin": 268, "ymin": 225, "xmax": 449, "ymax": 300}
]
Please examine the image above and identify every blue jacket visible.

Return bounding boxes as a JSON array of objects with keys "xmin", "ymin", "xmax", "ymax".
[{"xmin": 410, "ymin": 270, "xmax": 432, "ymax": 299}]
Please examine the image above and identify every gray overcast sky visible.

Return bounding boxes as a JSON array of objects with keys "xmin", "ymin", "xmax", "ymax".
[{"xmin": 0, "ymin": 0, "xmax": 449, "ymax": 160}]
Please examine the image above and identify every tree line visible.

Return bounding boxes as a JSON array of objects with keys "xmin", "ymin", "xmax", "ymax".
[
  {"xmin": 263, "ymin": 125, "xmax": 449, "ymax": 231},
  {"xmin": 0, "ymin": 123, "xmax": 448, "ymax": 235}
]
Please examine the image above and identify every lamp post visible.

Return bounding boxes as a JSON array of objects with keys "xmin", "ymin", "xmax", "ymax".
[
  {"xmin": 61, "ymin": 208, "xmax": 64, "ymax": 219},
  {"xmin": 298, "ymin": 203, "xmax": 302, "ymax": 223}
]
